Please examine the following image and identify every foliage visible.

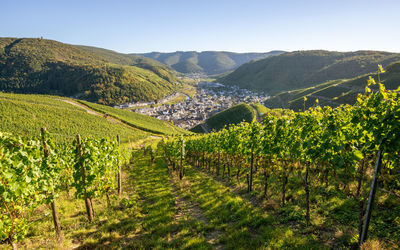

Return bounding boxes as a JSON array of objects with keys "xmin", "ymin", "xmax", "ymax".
[
  {"xmin": 73, "ymin": 137, "xmax": 120, "ymax": 199},
  {"xmin": 0, "ymin": 131, "xmax": 123, "ymax": 247},
  {"xmin": 0, "ymin": 133, "xmax": 48, "ymax": 244},
  {"xmin": 166, "ymin": 79, "xmax": 400, "ymax": 246}
]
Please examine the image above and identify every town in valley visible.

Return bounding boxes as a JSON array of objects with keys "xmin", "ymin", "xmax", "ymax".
[{"xmin": 115, "ymin": 82, "xmax": 269, "ymax": 130}]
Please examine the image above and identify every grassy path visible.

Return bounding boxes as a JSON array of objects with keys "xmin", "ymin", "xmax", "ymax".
[
  {"xmin": 126, "ymin": 150, "xmax": 323, "ymax": 249},
  {"xmin": 125, "ymin": 151, "xmax": 213, "ymax": 249}
]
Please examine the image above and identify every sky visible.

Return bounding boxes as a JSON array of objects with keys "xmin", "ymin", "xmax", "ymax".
[{"xmin": 1, "ymin": 0, "xmax": 399, "ymax": 53}]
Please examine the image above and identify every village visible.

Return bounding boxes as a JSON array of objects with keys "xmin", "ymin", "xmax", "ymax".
[{"xmin": 129, "ymin": 82, "xmax": 270, "ymax": 130}]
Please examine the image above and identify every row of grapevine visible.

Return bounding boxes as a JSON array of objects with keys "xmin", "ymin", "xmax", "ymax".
[
  {"xmin": 0, "ymin": 129, "xmax": 124, "ymax": 249},
  {"xmin": 163, "ymin": 80, "xmax": 400, "ymax": 246}
]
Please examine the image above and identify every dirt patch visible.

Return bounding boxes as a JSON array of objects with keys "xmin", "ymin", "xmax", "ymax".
[{"xmin": 60, "ymin": 99, "xmax": 100, "ymax": 116}]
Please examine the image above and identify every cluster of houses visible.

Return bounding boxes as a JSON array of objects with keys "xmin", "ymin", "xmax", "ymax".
[{"xmin": 132, "ymin": 83, "xmax": 269, "ymax": 130}]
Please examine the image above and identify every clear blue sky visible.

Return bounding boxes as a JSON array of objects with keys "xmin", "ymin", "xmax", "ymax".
[{"xmin": 1, "ymin": 0, "xmax": 399, "ymax": 53}]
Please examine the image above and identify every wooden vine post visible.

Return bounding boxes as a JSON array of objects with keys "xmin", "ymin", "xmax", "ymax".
[
  {"xmin": 359, "ymin": 149, "xmax": 383, "ymax": 246},
  {"xmin": 216, "ymin": 151, "xmax": 220, "ymax": 176},
  {"xmin": 249, "ymin": 151, "xmax": 254, "ymax": 192},
  {"xmin": 41, "ymin": 128, "xmax": 63, "ymax": 243},
  {"xmin": 76, "ymin": 134, "xmax": 94, "ymax": 222},
  {"xmin": 304, "ymin": 162, "xmax": 310, "ymax": 226},
  {"xmin": 263, "ymin": 169, "xmax": 269, "ymax": 199},
  {"xmin": 117, "ymin": 135, "xmax": 122, "ymax": 196},
  {"xmin": 179, "ymin": 137, "xmax": 184, "ymax": 180}
]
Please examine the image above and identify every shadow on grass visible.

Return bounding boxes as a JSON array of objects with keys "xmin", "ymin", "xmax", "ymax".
[
  {"xmin": 76, "ymin": 152, "xmax": 213, "ymax": 249},
  {"xmin": 179, "ymin": 166, "xmax": 324, "ymax": 249}
]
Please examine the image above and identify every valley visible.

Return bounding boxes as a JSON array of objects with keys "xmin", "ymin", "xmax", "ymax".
[
  {"xmin": 2, "ymin": 37, "xmax": 400, "ymax": 250},
  {"xmin": 131, "ymin": 81, "xmax": 269, "ymax": 130}
]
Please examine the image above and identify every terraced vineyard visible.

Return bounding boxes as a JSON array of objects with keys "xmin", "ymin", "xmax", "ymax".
[
  {"xmin": 77, "ymin": 100, "xmax": 189, "ymax": 135},
  {"xmin": 265, "ymin": 61, "xmax": 400, "ymax": 110},
  {"xmin": 0, "ymin": 93, "xmax": 147, "ymax": 143},
  {"xmin": 0, "ymin": 93, "xmax": 188, "ymax": 143}
]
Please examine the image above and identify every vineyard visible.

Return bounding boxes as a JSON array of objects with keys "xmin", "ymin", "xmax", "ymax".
[
  {"xmin": 0, "ymin": 129, "xmax": 129, "ymax": 249},
  {"xmin": 1, "ymin": 76, "xmax": 400, "ymax": 248},
  {"xmin": 164, "ymin": 79, "xmax": 400, "ymax": 247},
  {"xmin": 0, "ymin": 93, "xmax": 148, "ymax": 143}
]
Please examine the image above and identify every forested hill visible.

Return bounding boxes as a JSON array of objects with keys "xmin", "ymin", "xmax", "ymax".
[
  {"xmin": 218, "ymin": 50, "xmax": 400, "ymax": 94},
  {"xmin": 264, "ymin": 60, "xmax": 400, "ymax": 111},
  {"xmin": 76, "ymin": 45, "xmax": 176, "ymax": 83},
  {"xmin": 134, "ymin": 51, "xmax": 285, "ymax": 75},
  {"xmin": 0, "ymin": 38, "xmax": 178, "ymax": 105}
]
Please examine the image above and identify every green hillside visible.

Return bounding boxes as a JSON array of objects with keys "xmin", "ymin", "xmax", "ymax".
[
  {"xmin": 77, "ymin": 45, "xmax": 177, "ymax": 83},
  {"xmin": 219, "ymin": 50, "xmax": 400, "ymax": 94},
  {"xmin": 0, "ymin": 93, "xmax": 148, "ymax": 142},
  {"xmin": 0, "ymin": 92, "xmax": 188, "ymax": 142},
  {"xmin": 265, "ymin": 61, "xmax": 400, "ymax": 111},
  {"xmin": 135, "ymin": 51, "xmax": 284, "ymax": 75},
  {"xmin": 0, "ymin": 38, "xmax": 177, "ymax": 105},
  {"xmin": 77, "ymin": 100, "xmax": 190, "ymax": 135},
  {"xmin": 191, "ymin": 103, "xmax": 255, "ymax": 133}
]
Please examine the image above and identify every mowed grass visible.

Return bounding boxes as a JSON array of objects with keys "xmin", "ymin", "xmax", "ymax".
[
  {"xmin": 125, "ymin": 149, "xmax": 212, "ymax": 249},
  {"xmin": 78, "ymin": 100, "xmax": 190, "ymax": 135},
  {"xmin": 0, "ymin": 93, "xmax": 148, "ymax": 143}
]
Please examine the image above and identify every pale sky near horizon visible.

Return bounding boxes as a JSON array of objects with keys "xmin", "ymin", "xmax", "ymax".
[{"xmin": 1, "ymin": 0, "xmax": 399, "ymax": 53}]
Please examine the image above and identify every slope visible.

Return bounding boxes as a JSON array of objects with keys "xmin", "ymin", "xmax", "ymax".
[
  {"xmin": 191, "ymin": 103, "xmax": 255, "ymax": 133},
  {"xmin": 77, "ymin": 100, "xmax": 190, "ymax": 135},
  {"xmin": 135, "ymin": 51, "xmax": 285, "ymax": 75},
  {"xmin": 219, "ymin": 50, "xmax": 400, "ymax": 94},
  {"xmin": 0, "ymin": 92, "xmax": 149, "ymax": 142},
  {"xmin": 0, "ymin": 93, "xmax": 188, "ymax": 143},
  {"xmin": 76, "ymin": 45, "xmax": 177, "ymax": 83},
  {"xmin": 0, "ymin": 37, "xmax": 177, "ymax": 106},
  {"xmin": 264, "ymin": 61, "xmax": 400, "ymax": 110}
]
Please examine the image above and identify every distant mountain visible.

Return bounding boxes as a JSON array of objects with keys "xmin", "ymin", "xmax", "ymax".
[
  {"xmin": 134, "ymin": 51, "xmax": 285, "ymax": 75},
  {"xmin": 219, "ymin": 50, "xmax": 400, "ymax": 95},
  {"xmin": 264, "ymin": 61, "xmax": 400, "ymax": 111},
  {"xmin": 0, "ymin": 38, "xmax": 178, "ymax": 105}
]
